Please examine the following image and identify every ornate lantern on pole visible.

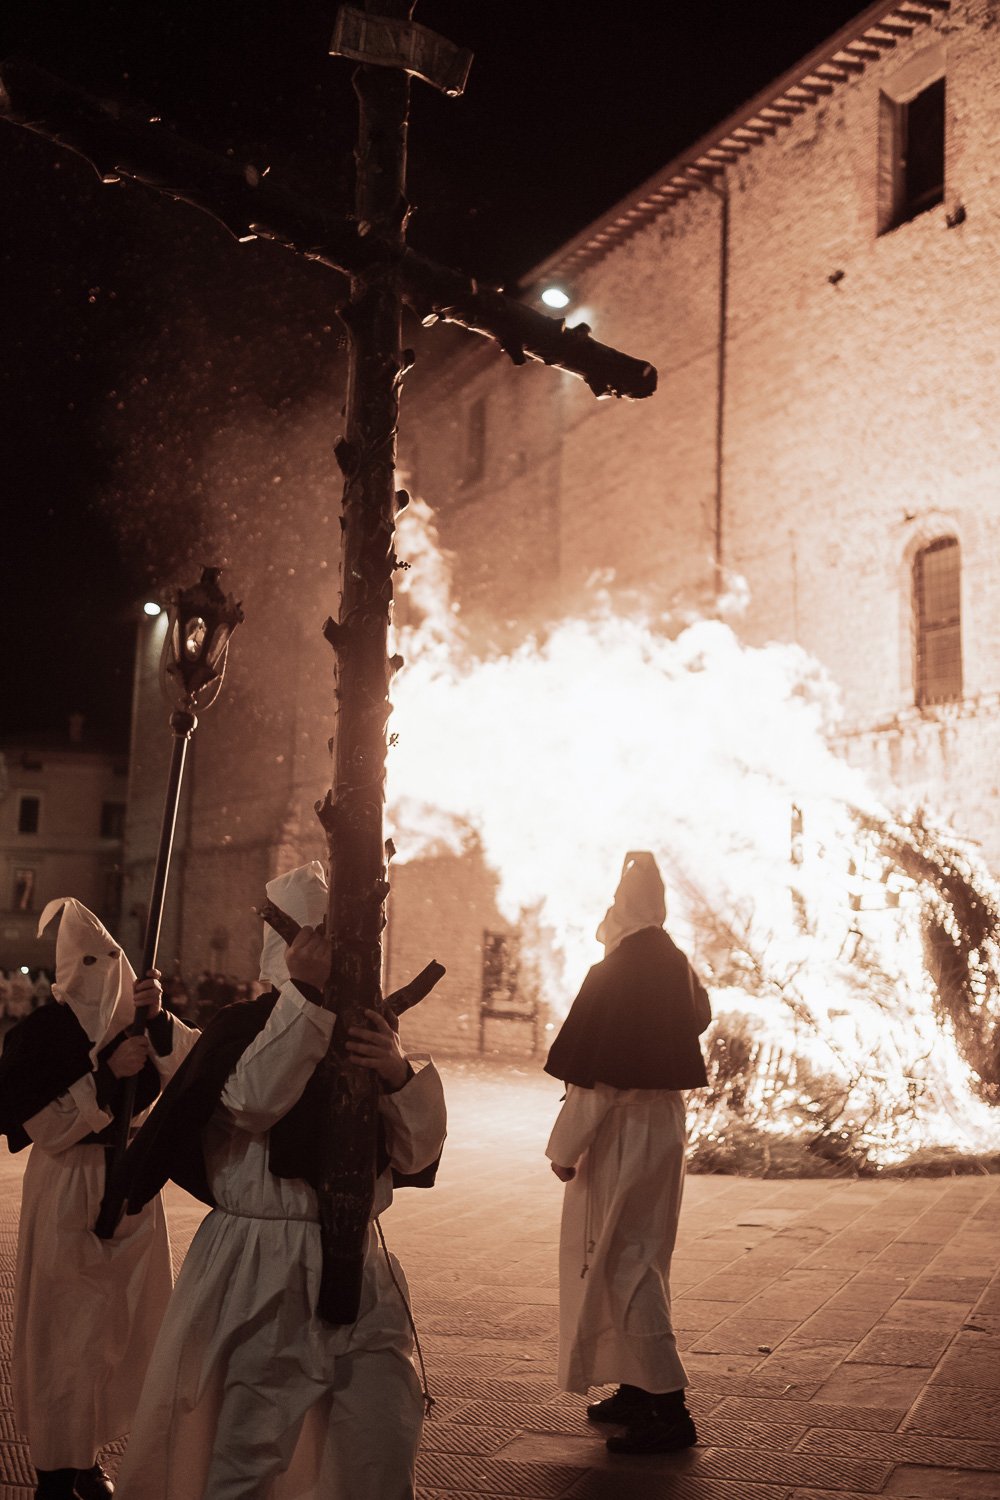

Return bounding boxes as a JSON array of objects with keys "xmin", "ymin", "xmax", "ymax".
[{"xmin": 95, "ymin": 566, "xmax": 243, "ymax": 1237}]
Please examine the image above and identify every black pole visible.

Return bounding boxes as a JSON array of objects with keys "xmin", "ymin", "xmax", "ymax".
[{"xmin": 94, "ymin": 707, "xmax": 197, "ymax": 1238}]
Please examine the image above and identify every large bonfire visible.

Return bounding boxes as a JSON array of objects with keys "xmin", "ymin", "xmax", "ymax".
[{"xmin": 386, "ymin": 500, "xmax": 1000, "ymax": 1175}]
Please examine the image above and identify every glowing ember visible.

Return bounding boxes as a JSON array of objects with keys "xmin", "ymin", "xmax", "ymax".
[{"xmin": 387, "ymin": 500, "xmax": 1000, "ymax": 1169}]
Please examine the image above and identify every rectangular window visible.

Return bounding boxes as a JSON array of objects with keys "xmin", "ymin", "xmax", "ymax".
[
  {"xmin": 481, "ymin": 930, "xmax": 522, "ymax": 1011},
  {"xmin": 464, "ymin": 397, "xmax": 487, "ymax": 485},
  {"xmin": 878, "ymin": 76, "xmax": 945, "ymax": 233},
  {"xmin": 100, "ymin": 801, "xmax": 127, "ymax": 840},
  {"xmin": 18, "ymin": 796, "xmax": 40, "ymax": 835},
  {"xmin": 103, "ymin": 869, "xmax": 124, "ymax": 925},
  {"xmin": 480, "ymin": 930, "xmax": 539, "ymax": 1054},
  {"xmin": 12, "ymin": 868, "xmax": 35, "ymax": 911},
  {"xmin": 914, "ymin": 537, "xmax": 962, "ymax": 705}
]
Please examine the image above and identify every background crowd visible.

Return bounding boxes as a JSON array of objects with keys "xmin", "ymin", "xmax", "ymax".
[{"xmin": 0, "ymin": 968, "xmax": 264, "ymax": 1033}]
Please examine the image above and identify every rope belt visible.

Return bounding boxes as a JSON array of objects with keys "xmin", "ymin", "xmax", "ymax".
[{"xmin": 212, "ymin": 1203, "xmax": 321, "ymax": 1224}]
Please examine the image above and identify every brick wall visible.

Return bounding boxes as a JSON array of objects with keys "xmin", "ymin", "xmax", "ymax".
[{"xmin": 402, "ymin": 0, "xmax": 1000, "ymax": 867}]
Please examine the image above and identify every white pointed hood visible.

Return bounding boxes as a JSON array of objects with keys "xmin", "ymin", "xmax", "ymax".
[
  {"xmin": 37, "ymin": 898, "xmax": 137, "ymax": 1060},
  {"xmin": 259, "ymin": 860, "xmax": 328, "ymax": 990},
  {"xmin": 595, "ymin": 851, "xmax": 667, "ymax": 957}
]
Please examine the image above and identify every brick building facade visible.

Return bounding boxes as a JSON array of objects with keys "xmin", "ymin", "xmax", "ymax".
[
  {"xmin": 124, "ymin": 0, "xmax": 999, "ymax": 1052},
  {"xmin": 407, "ymin": 0, "xmax": 997, "ymax": 862}
]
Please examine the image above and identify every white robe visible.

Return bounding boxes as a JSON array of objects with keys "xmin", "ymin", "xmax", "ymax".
[
  {"xmin": 546, "ymin": 1082, "xmax": 688, "ymax": 1395},
  {"xmin": 118, "ymin": 981, "xmax": 447, "ymax": 1500},
  {"xmin": 13, "ymin": 1015, "xmax": 200, "ymax": 1468}
]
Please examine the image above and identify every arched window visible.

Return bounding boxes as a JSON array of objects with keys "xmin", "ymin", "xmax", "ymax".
[{"xmin": 913, "ymin": 536, "xmax": 962, "ymax": 706}]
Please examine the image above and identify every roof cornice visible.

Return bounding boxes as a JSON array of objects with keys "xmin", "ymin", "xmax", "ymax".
[{"xmin": 522, "ymin": 0, "xmax": 949, "ymax": 288}]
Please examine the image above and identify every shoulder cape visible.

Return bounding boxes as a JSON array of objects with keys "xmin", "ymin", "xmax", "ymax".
[
  {"xmin": 120, "ymin": 989, "xmax": 439, "ymax": 1215},
  {"xmin": 0, "ymin": 1003, "xmax": 161, "ymax": 1152},
  {"xmin": 543, "ymin": 926, "xmax": 711, "ymax": 1091}
]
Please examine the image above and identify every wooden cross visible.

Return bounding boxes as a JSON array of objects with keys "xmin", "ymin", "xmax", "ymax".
[{"xmin": 0, "ymin": 1, "xmax": 657, "ymax": 1322}]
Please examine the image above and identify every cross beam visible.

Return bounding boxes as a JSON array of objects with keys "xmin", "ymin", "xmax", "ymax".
[{"xmin": 0, "ymin": 58, "xmax": 656, "ymax": 401}]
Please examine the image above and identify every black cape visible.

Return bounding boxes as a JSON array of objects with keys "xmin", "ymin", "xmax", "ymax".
[
  {"xmin": 0, "ymin": 1003, "xmax": 164, "ymax": 1153},
  {"xmin": 120, "ymin": 989, "xmax": 439, "ymax": 1216},
  {"xmin": 544, "ymin": 926, "xmax": 711, "ymax": 1091}
]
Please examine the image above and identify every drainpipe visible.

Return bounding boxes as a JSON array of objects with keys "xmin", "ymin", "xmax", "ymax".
[{"xmin": 698, "ymin": 171, "xmax": 730, "ymax": 603}]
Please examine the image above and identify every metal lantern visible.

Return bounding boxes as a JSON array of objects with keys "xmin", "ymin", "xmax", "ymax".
[{"xmin": 163, "ymin": 566, "xmax": 244, "ymax": 709}]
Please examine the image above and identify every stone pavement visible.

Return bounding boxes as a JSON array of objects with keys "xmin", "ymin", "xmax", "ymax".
[{"xmin": 1, "ymin": 1058, "xmax": 998, "ymax": 1499}]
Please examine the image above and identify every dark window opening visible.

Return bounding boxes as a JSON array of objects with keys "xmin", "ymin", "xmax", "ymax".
[
  {"xmin": 18, "ymin": 796, "xmax": 40, "ymax": 835},
  {"xmin": 464, "ymin": 397, "xmax": 487, "ymax": 485},
  {"xmin": 100, "ymin": 801, "xmax": 127, "ymax": 840},
  {"xmin": 879, "ymin": 76, "xmax": 945, "ymax": 233},
  {"xmin": 914, "ymin": 536, "xmax": 962, "ymax": 706},
  {"xmin": 905, "ymin": 77, "xmax": 945, "ymax": 218},
  {"xmin": 13, "ymin": 868, "xmax": 35, "ymax": 911},
  {"xmin": 103, "ymin": 869, "xmax": 124, "ymax": 927},
  {"xmin": 482, "ymin": 930, "xmax": 522, "ymax": 1011},
  {"xmin": 480, "ymin": 930, "xmax": 540, "ymax": 1053}
]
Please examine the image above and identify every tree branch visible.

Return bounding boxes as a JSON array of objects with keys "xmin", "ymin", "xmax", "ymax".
[{"xmin": 0, "ymin": 58, "xmax": 657, "ymax": 400}]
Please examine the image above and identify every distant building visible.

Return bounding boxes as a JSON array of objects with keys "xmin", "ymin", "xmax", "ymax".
[
  {"xmin": 0, "ymin": 717, "xmax": 128, "ymax": 969},
  {"xmin": 125, "ymin": 0, "xmax": 999, "ymax": 1052}
]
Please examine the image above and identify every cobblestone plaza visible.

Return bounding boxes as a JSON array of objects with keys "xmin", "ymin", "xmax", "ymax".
[{"xmin": 1, "ymin": 1063, "xmax": 998, "ymax": 1498}]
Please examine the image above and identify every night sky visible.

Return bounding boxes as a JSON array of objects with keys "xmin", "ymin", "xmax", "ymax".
[{"xmin": 0, "ymin": 0, "xmax": 872, "ymax": 746}]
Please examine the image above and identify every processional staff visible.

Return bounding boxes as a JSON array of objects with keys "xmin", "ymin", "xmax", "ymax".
[{"xmin": 94, "ymin": 568, "xmax": 243, "ymax": 1239}]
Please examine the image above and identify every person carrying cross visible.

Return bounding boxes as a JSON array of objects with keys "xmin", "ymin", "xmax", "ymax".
[
  {"xmin": 115, "ymin": 860, "xmax": 447, "ymax": 1500},
  {"xmin": 544, "ymin": 851, "xmax": 712, "ymax": 1455}
]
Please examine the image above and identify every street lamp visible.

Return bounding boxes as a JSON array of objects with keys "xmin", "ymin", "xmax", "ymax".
[{"xmin": 95, "ymin": 566, "xmax": 242, "ymax": 1237}]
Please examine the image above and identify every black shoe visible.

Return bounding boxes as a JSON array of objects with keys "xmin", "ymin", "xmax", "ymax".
[
  {"xmin": 34, "ymin": 1471, "xmax": 77, "ymax": 1500},
  {"xmin": 606, "ymin": 1411, "xmax": 698, "ymax": 1454},
  {"xmin": 73, "ymin": 1465, "xmax": 114, "ymax": 1499},
  {"xmin": 586, "ymin": 1385, "xmax": 651, "ymax": 1424}
]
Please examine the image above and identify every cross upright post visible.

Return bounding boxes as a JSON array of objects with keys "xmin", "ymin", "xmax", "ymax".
[{"xmin": 312, "ymin": 0, "xmax": 418, "ymax": 1323}]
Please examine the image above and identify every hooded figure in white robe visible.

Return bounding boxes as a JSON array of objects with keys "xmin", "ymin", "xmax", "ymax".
[
  {"xmin": 116, "ymin": 861, "xmax": 447, "ymax": 1500},
  {"xmin": 544, "ymin": 853, "xmax": 711, "ymax": 1453},
  {"xmin": 0, "ymin": 899, "xmax": 199, "ymax": 1497}
]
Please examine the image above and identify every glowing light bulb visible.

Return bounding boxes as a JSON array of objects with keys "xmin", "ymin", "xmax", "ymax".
[
  {"xmin": 143, "ymin": 601, "xmax": 162, "ymax": 617},
  {"xmin": 541, "ymin": 286, "xmax": 570, "ymax": 310}
]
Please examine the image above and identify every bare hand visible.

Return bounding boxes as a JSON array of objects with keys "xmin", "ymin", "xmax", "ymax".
[
  {"xmin": 347, "ymin": 1009, "xmax": 409, "ymax": 1091},
  {"xmin": 550, "ymin": 1162, "xmax": 576, "ymax": 1182},
  {"xmin": 108, "ymin": 1034, "xmax": 151, "ymax": 1079},
  {"xmin": 287, "ymin": 926, "xmax": 332, "ymax": 991},
  {"xmin": 133, "ymin": 970, "xmax": 163, "ymax": 1017}
]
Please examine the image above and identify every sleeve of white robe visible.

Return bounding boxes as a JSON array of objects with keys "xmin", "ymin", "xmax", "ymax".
[
  {"xmin": 22, "ymin": 1073, "xmax": 113, "ymax": 1153},
  {"xmin": 378, "ymin": 1061, "xmax": 447, "ymax": 1174},
  {"xmin": 219, "ymin": 981, "xmax": 335, "ymax": 1131},
  {"xmin": 22, "ymin": 1013, "xmax": 205, "ymax": 1153},
  {"xmin": 149, "ymin": 1013, "xmax": 202, "ymax": 1081},
  {"xmin": 546, "ymin": 1083, "xmax": 617, "ymax": 1168}
]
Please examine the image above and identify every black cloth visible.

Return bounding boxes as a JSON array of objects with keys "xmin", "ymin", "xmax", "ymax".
[
  {"xmin": 0, "ymin": 1004, "xmax": 168, "ymax": 1153},
  {"xmin": 544, "ymin": 926, "xmax": 710, "ymax": 1091},
  {"xmin": 121, "ymin": 988, "xmax": 439, "ymax": 1216}
]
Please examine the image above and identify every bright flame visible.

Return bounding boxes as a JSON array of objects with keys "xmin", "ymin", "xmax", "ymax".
[{"xmin": 387, "ymin": 500, "xmax": 1000, "ymax": 1167}]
